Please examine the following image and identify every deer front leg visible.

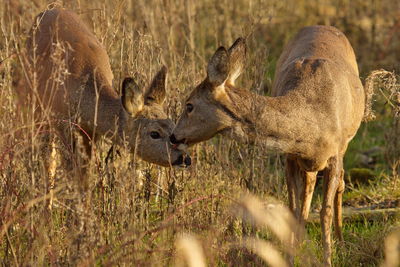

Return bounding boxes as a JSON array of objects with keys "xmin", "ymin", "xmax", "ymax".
[
  {"xmin": 300, "ymin": 171, "xmax": 317, "ymax": 222},
  {"xmin": 286, "ymin": 157, "xmax": 298, "ymax": 214},
  {"xmin": 76, "ymin": 133, "xmax": 93, "ymax": 192},
  {"xmin": 287, "ymin": 157, "xmax": 317, "ymax": 223},
  {"xmin": 321, "ymin": 156, "xmax": 342, "ymax": 266},
  {"xmin": 48, "ymin": 137, "xmax": 57, "ymax": 210},
  {"xmin": 296, "ymin": 169, "xmax": 317, "ymax": 254},
  {"xmin": 285, "ymin": 157, "xmax": 300, "ymax": 264},
  {"xmin": 334, "ymin": 169, "xmax": 345, "ymax": 242}
]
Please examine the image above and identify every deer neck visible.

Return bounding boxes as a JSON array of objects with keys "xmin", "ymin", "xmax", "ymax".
[
  {"xmin": 222, "ymin": 86, "xmax": 319, "ymax": 158},
  {"xmin": 78, "ymin": 80, "xmax": 129, "ymax": 143}
]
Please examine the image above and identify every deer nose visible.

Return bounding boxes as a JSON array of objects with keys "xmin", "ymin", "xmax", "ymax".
[
  {"xmin": 171, "ymin": 154, "xmax": 191, "ymax": 167},
  {"xmin": 170, "ymin": 134, "xmax": 178, "ymax": 144},
  {"xmin": 184, "ymin": 155, "xmax": 191, "ymax": 166},
  {"xmin": 173, "ymin": 155, "xmax": 183, "ymax": 165}
]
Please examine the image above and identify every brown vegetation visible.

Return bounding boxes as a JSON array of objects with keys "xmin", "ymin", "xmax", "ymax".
[{"xmin": 0, "ymin": 0, "xmax": 399, "ymax": 265}]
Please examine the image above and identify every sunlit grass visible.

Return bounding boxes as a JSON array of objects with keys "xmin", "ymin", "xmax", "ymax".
[{"xmin": 0, "ymin": 0, "xmax": 399, "ymax": 265}]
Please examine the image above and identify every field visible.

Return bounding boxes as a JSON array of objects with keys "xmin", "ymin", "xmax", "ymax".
[{"xmin": 1, "ymin": 0, "xmax": 400, "ymax": 266}]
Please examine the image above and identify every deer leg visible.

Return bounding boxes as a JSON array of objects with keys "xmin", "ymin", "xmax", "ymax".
[
  {"xmin": 292, "ymin": 170, "xmax": 317, "ymax": 248},
  {"xmin": 300, "ymin": 171, "xmax": 317, "ymax": 222},
  {"xmin": 40, "ymin": 131, "xmax": 57, "ymax": 210},
  {"xmin": 81, "ymin": 134, "xmax": 92, "ymax": 165},
  {"xmin": 47, "ymin": 137, "xmax": 57, "ymax": 209},
  {"xmin": 334, "ymin": 168, "xmax": 345, "ymax": 242},
  {"xmin": 287, "ymin": 159, "xmax": 317, "ymax": 222},
  {"xmin": 321, "ymin": 156, "xmax": 342, "ymax": 267},
  {"xmin": 285, "ymin": 157, "xmax": 300, "ymax": 262},
  {"xmin": 76, "ymin": 133, "xmax": 93, "ymax": 191},
  {"xmin": 285, "ymin": 157, "xmax": 299, "ymax": 217}
]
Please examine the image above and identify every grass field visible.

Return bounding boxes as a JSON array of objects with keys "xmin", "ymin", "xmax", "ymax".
[{"xmin": 1, "ymin": 0, "xmax": 399, "ymax": 266}]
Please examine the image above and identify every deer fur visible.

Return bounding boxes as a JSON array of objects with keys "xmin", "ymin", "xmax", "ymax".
[
  {"xmin": 171, "ymin": 26, "xmax": 365, "ymax": 265},
  {"xmin": 21, "ymin": 7, "xmax": 189, "ymax": 167}
]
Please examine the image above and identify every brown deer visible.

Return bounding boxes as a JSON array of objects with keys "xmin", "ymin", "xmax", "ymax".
[
  {"xmin": 170, "ymin": 26, "xmax": 367, "ymax": 265},
  {"xmin": 21, "ymin": 7, "xmax": 190, "ymax": 168}
]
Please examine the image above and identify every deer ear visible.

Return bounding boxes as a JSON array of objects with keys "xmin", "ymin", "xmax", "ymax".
[
  {"xmin": 207, "ymin": 47, "xmax": 229, "ymax": 86},
  {"xmin": 227, "ymin": 37, "xmax": 246, "ymax": 85},
  {"xmin": 144, "ymin": 66, "xmax": 167, "ymax": 105},
  {"xmin": 121, "ymin": 77, "xmax": 144, "ymax": 116}
]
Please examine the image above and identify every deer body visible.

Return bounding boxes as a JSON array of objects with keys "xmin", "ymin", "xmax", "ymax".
[
  {"xmin": 24, "ymin": 7, "xmax": 189, "ymax": 167},
  {"xmin": 272, "ymin": 26, "xmax": 364, "ymax": 265},
  {"xmin": 171, "ymin": 26, "xmax": 365, "ymax": 265}
]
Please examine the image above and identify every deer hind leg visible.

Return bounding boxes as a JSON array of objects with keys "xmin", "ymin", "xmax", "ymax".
[
  {"xmin": 334, "ymin": 168, "xmax": 345, "ymax": 242},
  {"xmin": 321, "ymin": 156, "xmax": 342, "ymax": 267}
]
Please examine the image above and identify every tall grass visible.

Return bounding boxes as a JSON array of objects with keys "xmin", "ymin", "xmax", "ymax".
[{"xmin": 0, "ymin": 0, "xmax": 399, "ymax": 265}]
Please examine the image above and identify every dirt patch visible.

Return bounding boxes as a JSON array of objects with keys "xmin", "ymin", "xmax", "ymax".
[{"xmin": 344, "ymin": 198, "xmax": 400, "ymax": 209}]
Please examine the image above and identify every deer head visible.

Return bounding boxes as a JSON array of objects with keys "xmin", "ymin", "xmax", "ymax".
[
  {"xmin": 122, "ymin": 67, "xmax": 190, "ymax": 167},
  {"xmin": 170, "ymin": 38, "xmax": 247, "ymax": 145}
]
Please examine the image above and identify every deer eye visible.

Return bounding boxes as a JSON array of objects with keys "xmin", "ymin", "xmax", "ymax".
[
  {"xmin": 186, "ymin": 103, "xmax": 194, "ymax": 113},
  {"xmin": 150, "ymin": 131, "xmax": 161, "ymax": 139}
]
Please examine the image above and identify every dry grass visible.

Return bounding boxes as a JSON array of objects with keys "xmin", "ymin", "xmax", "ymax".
[
  {"xmin": 175, "ymin": 234, "xmax": 206, "ymax": 267},
  {"xmin": 364, "ymin": 70, "xmax": 400, "ymax": 121},
  {"xmin": 1, "ymin": 0, "xmax": 400, "ymax": 265}
]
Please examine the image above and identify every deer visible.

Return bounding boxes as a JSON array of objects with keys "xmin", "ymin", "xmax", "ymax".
[
  {"xmin": 170, "ymin": 25, "xmax": 367, "ymax": 266},
  {"xmin": 21, "ymin": 7, "xmax": 190, "ymax": 188}
]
